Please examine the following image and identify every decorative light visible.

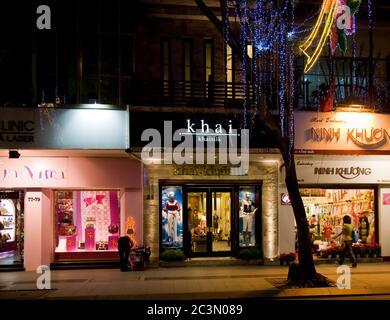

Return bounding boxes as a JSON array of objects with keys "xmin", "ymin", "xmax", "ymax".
[{"xmin": 300, "ymin": 0, "xmax": 338, "ymax": 73}]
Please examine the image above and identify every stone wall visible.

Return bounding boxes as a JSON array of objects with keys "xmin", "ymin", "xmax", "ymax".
[{"xmin": 143, "ymin": 160, "xmax": 279, "ymax": 262}]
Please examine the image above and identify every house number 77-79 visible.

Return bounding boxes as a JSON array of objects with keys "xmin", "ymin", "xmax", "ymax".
[{"xmin": 28, "ymin": 197, "xmax": 41, "ymax": 202}]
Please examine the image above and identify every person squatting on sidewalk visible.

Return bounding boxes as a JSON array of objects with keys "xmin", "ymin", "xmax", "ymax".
[{"xmin": 118, "ymin": 235, "xmax": 134, "ymax": 271}]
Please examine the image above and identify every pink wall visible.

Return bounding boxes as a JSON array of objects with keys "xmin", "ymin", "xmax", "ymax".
[
  {"xmin": 24, "ymin": 190, "xmax": 48, "ymax": 271},
  {"xmin": 121, "ymin": 189, "xmax": 144, "ymax": 245},
  {"xmin": 41, "ymin": 189, "xmax": 53, "ymax": 267}
]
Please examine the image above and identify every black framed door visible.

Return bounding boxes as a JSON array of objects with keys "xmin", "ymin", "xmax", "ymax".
[{"xmin": 186, "ymin": 187, "xmax": 232, "ymax": 257}]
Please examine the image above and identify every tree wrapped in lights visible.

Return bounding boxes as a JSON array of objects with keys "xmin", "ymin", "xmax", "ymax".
[{"xmin": 195, "ymin": 0, "xmax": 329, "ymax": 284}]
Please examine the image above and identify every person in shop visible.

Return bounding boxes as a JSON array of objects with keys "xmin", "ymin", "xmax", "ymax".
[
  {"xmin": 334, "ymin": 215, "xmax": 357, "ymax": 268},
  {"xmin": 118, "ymin": 234, "xmax": 134, "ymax": 272},
  {"xmin": 359, "ymin": 216, "xmax": 369, "ymax": 243}
]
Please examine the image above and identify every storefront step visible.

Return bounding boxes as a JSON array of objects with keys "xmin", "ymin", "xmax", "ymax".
[
  {"xmin": 0, "ymin": 264, "xmax": 24, "ymax": 272},
  {"xmin": 159, "ymin": 257, "xmax": 264, "ymax": 268},
  {"xmin": 50, "ymin": 261, "xmax": 120, "ymax": 270},
  {"xmin": 314, "ymin": 257, "xmax": 383, "ymax": 265}
]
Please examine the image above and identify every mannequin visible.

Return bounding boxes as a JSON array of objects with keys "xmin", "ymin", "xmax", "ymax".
[
  {"xmin": 163, "ymin": 192, "xmax": 181, "ymax": 243},
  {"xmin": 240, "ymin": 192, "xmax": 257, "ymax": 246}
]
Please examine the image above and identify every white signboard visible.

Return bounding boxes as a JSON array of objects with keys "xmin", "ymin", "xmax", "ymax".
[
  {"xmin": 0, "ymin": 107, "xmax": 129, "ymax": 149},
  {"xmin": 296, "ymin": 155, "xmax": 390, "ymax": 184},
  {"xmin": 294, "ymin": 111, "xmax": 390, "ymax": 152}
]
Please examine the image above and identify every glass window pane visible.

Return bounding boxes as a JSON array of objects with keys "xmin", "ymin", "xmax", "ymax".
[
  {"xmin": 55, "ymin": 190, "xmax": 120, "ymax": 254},
  {"xmin": 161, "ymin": 186, "xmax": 183, "ymax": 248},
  {"xmin": 188, "ymin": 191, "xmax": 207, "ymax": 253},
  {"xmin": 212, "ymin": 191, "xmax": 231, "ymax": 252},
  {"xmin": 239, "ymin": 187, "xmax": 258, "ymax": 247}
]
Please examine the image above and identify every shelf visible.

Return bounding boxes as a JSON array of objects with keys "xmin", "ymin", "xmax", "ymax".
[{"xmin": 0, "ymin": 215, "xmax": 14, "ymax": 217}]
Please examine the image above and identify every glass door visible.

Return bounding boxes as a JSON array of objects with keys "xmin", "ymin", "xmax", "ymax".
[
  {"xmin": 211, "ymin": 191, "xmax": 231, "ymax": 253},
  {"xmin": 187, "ymin": 188, "xmax": 232, "ymax": 256},
  {"xmin": 187, "ymin": 190, "xmax": 208, "ymax": 254}
]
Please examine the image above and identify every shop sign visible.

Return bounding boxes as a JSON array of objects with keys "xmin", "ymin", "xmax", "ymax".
[
  {"xmin": 294, "ymin": 111, "xmax": 390, "ymax": 152},
  {"xmin": 296, "ymin": 155, "xmax": 390, "ymax": 184},
  {"xmin": 0, "ymin": 107, "xmax": 129, "ymax": 149},
  {"xmin": 281, "ymin": 193, "xmax": 291, "ymax": 205},
  {"xmin": 0, "ymin": 158, "xmax": 67, "ymax": 187},
  {"xmin": 173, "ymin": 164, "xmax": 244, "ymax": 176},
  {"xmin": 0, "ymin": 120, "xmax": 35, "ymax": 143},
  {"xmin": 1, "ymin": 165, "xmax": 65, "ymax": 183},
  {"xmin": 383, "ymin": 193, "xmax": 390, "ymax": 205},
  {"xmin": 141, "ymin": 120, "xmax": 249, "ymax": 176}
]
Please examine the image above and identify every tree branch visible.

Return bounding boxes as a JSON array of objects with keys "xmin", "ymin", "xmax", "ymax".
[{"xmin": 194, "ymin": 0, "xmax": 243, "ymax": 63}]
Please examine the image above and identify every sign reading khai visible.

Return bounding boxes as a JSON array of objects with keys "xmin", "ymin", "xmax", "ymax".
[
  {"xmin": 141, "ymin": 119, "xmax": 248, "ymax": 176},
  {"xmin": 294, "ymin": 111, "xmax": 390, "ymax": 152}
]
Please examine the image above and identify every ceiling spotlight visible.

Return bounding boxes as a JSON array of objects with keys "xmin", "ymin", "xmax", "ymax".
[{"xmin": 9, "ymin": 150, "xmax": 20, "ymax": 159}]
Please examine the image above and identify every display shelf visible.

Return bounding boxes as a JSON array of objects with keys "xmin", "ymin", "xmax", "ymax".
[
  {"xmin": 1, "ymin": 228, "xmax": 14, "ymax": 230},
  {"xmin": 0, "ymin": 215, "xmax": 14, "ymax": 217}
]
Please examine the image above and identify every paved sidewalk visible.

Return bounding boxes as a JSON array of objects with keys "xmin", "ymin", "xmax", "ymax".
[{"xmin": 1, "ymin": 263, "xmax": 390, "ymax": 300}]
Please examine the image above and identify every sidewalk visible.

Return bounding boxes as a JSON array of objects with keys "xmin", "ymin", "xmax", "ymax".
[{"xmin": 1, "ymin": 263, "xmax": 390, "ymax": 300}]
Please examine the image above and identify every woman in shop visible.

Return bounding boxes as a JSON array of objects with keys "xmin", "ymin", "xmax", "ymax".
[{"xmin": 334, "ymin": 215, "xmax": 357, "ymax": 268}]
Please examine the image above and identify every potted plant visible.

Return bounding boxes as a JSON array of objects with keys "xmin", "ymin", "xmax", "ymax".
[
  {"xmin": 239, "ymin": 248, "xmax": 262, "ymax": 264},
  {"xmin": 279, "ymin": 252, "xmax": 296, "ymax": 266},
  {"xmin": 160, "ymin": 248, "xmax": 186, "ymax": 267}
]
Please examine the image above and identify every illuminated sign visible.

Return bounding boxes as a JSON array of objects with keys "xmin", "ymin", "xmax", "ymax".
[
  {"xmin": 296, "ymin": 155, "xmax": 390, "ymax": 184},
  {"xmin": 182, "ymin": 119, "xmax": 238, "ymax": 142},
  {"xmin": 295, "ymin": 111, "xmax": 390, "ymax": 152},
  {"xmin": 0, "ymin": 107, "xmax": 129, "ymax": 149}
]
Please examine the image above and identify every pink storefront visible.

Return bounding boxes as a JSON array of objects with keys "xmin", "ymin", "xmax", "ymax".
[{"xmin": 0, "ymin": 106, "xmax": 143, "ymax": 271}]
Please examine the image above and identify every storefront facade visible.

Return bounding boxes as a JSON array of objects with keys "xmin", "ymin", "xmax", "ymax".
[
  {"xmin": 142, "ymin": 157, "xmax": 281, "ymax": 262},
  {"xmin": 0, "ymin": 106, "xmax": 143, "ymax": 271},
  {"xmin": 278, "ymin": 111, "xmax": 390, "ymax": 259},
  {"xmin": 131, "ymin": 109, "xmax": 283, "ymax": 263}
]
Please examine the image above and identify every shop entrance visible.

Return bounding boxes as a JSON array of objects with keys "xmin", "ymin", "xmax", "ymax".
[
  {"xmin": 187, "ymin": 188, "xmax": 232, "ymax": 256},
  {"xmin": 0, "ymin": 191, "xmax": 24, "ymax": 268}
]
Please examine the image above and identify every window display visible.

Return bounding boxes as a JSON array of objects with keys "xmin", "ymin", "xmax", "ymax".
[
  {"xmin": 0, "ymin": 191, "xmax": 23, "ymax": 263},
  {"xmin": 161, "ymin": 186, "xmax": 183, "ymax": 248},
  {"xmin": 301, "ymin": 188, "xmax": 376, "ymax": 253},
  {"xmin": 239, "ymin": 187, "xmax": 258, "ymax": 247},
  {"xmin": 55, "ymin": 190, "xmax": 120, "ymax": 253},
  {"xmin": 0, "ymin": 199, "xmax": 16, "ymax": 244}
]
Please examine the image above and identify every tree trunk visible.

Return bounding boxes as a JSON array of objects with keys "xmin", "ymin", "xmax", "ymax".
[{"xmin": 281, "ymin": 149, "xmax": 318, "ymax": 280}]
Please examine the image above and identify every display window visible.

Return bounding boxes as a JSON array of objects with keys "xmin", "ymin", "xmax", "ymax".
[
  {"xmin": 55, "ymin": 190, "xmax": 120, "ymax": 253},
  {"xmin": 300, "ymin": 188, "xmax": 376, "ymax": 252},
  {"xmin": 0, "ymin": 191, "xmax": 24, "ymax": 264},
  {"xmin": 239, "ymin": 187, "xmax": 258, "ymax": 247},
  {"xmin": 159, "ymin": 182, "xmax": 262, "ymax": 257},
  {"xmin": 161, "ymin": 186, "xmax": 183, "ymax": 249}
]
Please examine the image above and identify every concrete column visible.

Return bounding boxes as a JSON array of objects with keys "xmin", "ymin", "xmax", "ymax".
[{"xmin": 24, "ymin": 189, "xmax": 53, "ymax": 271}]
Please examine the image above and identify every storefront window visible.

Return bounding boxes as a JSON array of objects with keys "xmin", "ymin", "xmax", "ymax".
[
  {"xmin": 301, "ymin": 188, "xmax": 376, "ymax": 251},
  {"xmin": 239, "ymin": 187, "xmax": 258, "ymax": 247},
  {"xmin": 0, "ymin": 191, "xmax": 23, "ymax": 264},
  {"xmin": 55, "ymin": 190, "xmax": 120, "ymax": 253},
  {"xmin": 161, "ymin": 186, "xmax": 183, "ymax": 248}
]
